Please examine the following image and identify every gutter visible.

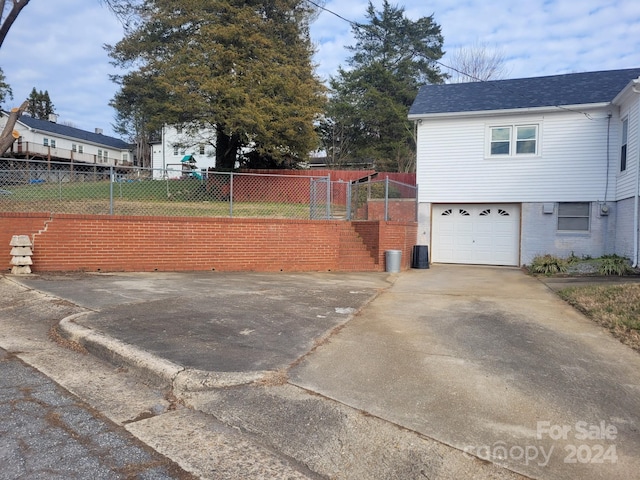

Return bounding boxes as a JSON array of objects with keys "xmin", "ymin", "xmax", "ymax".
[
  {"xmin": 407, "ymin": 102, "xmax": 612, "ymax": 121},
  {"xmin": 633, "ymin": 79, "xmax": 640, "ymax": 267}
]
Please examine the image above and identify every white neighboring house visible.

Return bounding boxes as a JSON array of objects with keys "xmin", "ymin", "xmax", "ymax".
[
  {"xmin": 1, "ymin": 112, "xmax": 132, "ymax": 167},
  {"xmin": 408, "ymin": 68, "xmax": 640, "ymax": 267},
  {"xmin": 151, "ymin": 124, "xmax": 216, "ymax": 179}
]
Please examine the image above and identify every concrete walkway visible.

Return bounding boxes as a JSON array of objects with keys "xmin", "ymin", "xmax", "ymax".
[{"xmin": 11, "ymin": 266, "xmax": 640, "ymax": 480}]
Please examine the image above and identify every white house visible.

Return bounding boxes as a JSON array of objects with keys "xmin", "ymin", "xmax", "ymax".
[
  {"xmin": 1, "ymin": 112, "xmax": 132, "ymax": 167},
  {"xmin": 151, "ymin": 124, "xmax": 216, "ymax": 179},
  {"xmin": 408, "ymin": 68, "xmax": 640, "ymax": 267}
]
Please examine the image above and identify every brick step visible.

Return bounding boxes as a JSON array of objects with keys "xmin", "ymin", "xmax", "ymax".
[{"xmin": 337, "ymin": 224, "xmax": 379, "ymax": 271}]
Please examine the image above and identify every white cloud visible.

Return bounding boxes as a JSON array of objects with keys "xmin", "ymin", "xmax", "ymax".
[{"xmin": 0, "ymin": 0, "xmax": 639, "ymax": 138}]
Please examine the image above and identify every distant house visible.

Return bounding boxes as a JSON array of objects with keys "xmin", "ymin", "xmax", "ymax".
[
  {"xmin": 151, "ymin": 124, "xmax": 216, "ymax": 179},
  {"xmin": 408, "ymin": 68, "xmax": 640, "ymax": 267},
  {"xmin": 0, "ymin": 112, "xmax": 132, "ymax": 167}
]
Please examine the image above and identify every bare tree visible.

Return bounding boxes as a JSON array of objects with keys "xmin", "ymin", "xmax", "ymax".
[
  {"xmin": 447, "ymin": 41, "xmax": 510, "ymax": 83},
  {"xmin": 0, "ymin": 0, "xmax": 29, "ymax": 49},
  {"xmin": 0, "ymin": 1, "xmax": 120, "ymax": 154},
  {"xmin": 0, "ymin": 1, "xmax": 30, "ymax": 154}
]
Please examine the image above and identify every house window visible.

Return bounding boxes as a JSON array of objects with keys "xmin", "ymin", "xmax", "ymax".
[
  {"xmin": 490, "ymin": 128, "xmax": 510, "ymax": 155},
  {"xmin": 72, "ymin": 143, "xmax": 77, "ymax": 152},
  {"xmin": 621, "ymin": 118, "xmax": 628, "ymax": 172},
  {"xmin": 43, "ymin": 138, "xmax": 49, "ymax": 147},
  {"xmin": 122, "ymin": 153, "xmax": 129, "ymax": 162},
  {"xmin": 199, "ymin": 144, "xmax": 205, "ymax": 155},
  {"xmin": 558, "ymin": 202, "xmax": 590, "ymax": 232},
  {"xmin": 104, "ymin": 150, "xmax": 109, "ymax": 161},
  {"xmin": 173, "ymin": 145, "xmax": 179, "ymax": 156},
  {"xmin": 50, "ymin": 139, "xmax": 56, "ymax": 148},
  {"xmin": 78, "ymin": 145, "xmax": 84, "ymax": 154},
  {"xmin": 180, "ymin": 147, "xmax": 186, "ymax": 155},
  {"xmin": 98, "ymin": 149, "xmax": 103, "ymax": 162},
  {"xmin": 489, "ymin": 125, "xmax": 538, "ymax": 156}
]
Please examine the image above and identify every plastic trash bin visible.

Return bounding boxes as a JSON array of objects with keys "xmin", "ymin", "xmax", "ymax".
[
  {"xmin": 385, "ymin": 250, "xmax": 402, "ymax": 273},
  {"xmin": 411, "ymin": 245, "xmax": 429, "ymax": 269}
]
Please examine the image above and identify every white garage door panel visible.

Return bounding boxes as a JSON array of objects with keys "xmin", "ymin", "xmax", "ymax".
[{"xmin": 432, "ymin": 204, "xmax": 520, "ymax": 266}]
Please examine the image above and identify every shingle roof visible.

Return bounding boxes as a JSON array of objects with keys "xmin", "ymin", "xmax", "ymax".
[
  {"xmin": 17, "ymin": 115, "xmax": 131, "ymax": 150},
  {"xmin": 409, "ymin": 68, "xmax": 640, "ymax": 116}
]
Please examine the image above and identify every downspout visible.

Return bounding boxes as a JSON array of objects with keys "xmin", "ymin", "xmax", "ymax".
[{"xmin": 633, "ymin": 79, "xmax": 640, "ymax": 267}]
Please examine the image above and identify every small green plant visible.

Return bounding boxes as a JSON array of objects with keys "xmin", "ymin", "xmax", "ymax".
[
  {"xmin": 598, "ymin": 256, "xmax": 632, "ymax": 276},
  {"xmin": 529, "ymin": 254, "xmax": 568, "ymax": 275},
  {"xmin": 566, "ymin": 251, "xmax": 581, "ymax": 264}
]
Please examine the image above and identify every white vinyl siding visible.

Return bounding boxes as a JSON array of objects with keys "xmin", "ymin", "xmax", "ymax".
[
  {"xmin": 416, "ymin": 109, "xmax": 612, "ymax": 204},
  {"xmin": 616, "ymin": 94, "xmax": 639, "ymax": 200}
]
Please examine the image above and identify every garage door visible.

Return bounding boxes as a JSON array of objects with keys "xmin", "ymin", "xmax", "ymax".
[{"xmin": 432, "ymin": 204, "xmax": 520, "ymax": 266}]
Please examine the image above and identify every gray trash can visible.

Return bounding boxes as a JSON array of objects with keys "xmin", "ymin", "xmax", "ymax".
[{"xmin": 385, "ymin": 250, "xmax": 402, "ymax": 273}]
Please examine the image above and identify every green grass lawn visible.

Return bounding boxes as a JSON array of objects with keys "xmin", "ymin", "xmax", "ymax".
[{"xmin": 0, "ymin": 179, "xmax": 314, "ymax": 218}]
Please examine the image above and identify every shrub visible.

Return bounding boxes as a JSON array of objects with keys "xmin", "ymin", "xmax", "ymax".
[
  {"xmin": 598, "ymin": 256, "xmax": 632, "ymax": 276},
  {"xmin": 529, "ymin": 254, "xmax": 568, "ymax": 275}
]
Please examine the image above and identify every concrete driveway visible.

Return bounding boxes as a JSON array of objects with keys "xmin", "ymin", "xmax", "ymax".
[
  {"xmin": 290, "ymin": 265, "xmax": 640, "ymax": 480},
  {"xmin": 12, "ymin": 265, "xmax": 640, "ymax": 479}
]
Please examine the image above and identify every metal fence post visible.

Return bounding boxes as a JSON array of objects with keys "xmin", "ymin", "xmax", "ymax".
[
  {"xmin": 346, "ymin": 181, "xmax": 352, "ymax": 221},
  {"xmin": 325, "ymin": 175, "xmax": 331, "ymax": 219},
  {"xmin": 229, "ymin": 171, "xmax": 234, "ymax": 218},
  {"xmin": 384, "ymin": 176, "xmax": 389, "ymax": 221},
  {"xmin": 109, "ymin": 166, "xmax": 114, "ymax": 215}
]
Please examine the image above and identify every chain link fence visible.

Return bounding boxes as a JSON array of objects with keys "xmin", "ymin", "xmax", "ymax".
[
  {"xmin": 0, "ymin": 158, "xmax": 415, "ymax": 221},
  {"xmin": 349, "ymin": 177, "xmax": 418, "ymax": 222}
]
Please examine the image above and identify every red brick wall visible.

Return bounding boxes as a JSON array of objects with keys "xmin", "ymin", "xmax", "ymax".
[
  {"xmin": 362, "ymin": 199, "xmax": 417, "ymax": 222},
  {"xmin": 352, "ymin": 221, "xmax": 417, "ymax": 270},
  {"xmin": 1, "ymin": 213, "xmax": 417, "ymax": 273}
]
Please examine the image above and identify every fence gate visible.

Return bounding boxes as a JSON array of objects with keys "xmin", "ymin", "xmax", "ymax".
[{"xmin": 309, "ymin": 177, "xmax": 331, "ymax": 219}]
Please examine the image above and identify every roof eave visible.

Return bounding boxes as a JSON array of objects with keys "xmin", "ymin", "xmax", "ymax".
[
  {"xmin": 612, "ymin": 77, "xmax": 640, "ymax": 105},
  {"xmin": 408, "ymin": 102, "xmax": 612, "ymax": 120}
]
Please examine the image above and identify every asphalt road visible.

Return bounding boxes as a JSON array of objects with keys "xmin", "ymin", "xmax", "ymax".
[{"xmin": 0, "ymin": 347, "xmax": 195, "ymax": 480}]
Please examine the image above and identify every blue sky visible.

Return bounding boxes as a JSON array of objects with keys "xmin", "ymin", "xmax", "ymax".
[{"xmin": 1, "ymin": 0, "xmax": 639, "ymax": 138}]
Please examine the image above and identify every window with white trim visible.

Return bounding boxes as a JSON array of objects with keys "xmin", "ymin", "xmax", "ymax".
[
  {"xmin": 489, "ymin": 125, "xmax": 538, "ymax": 156},
  {"xmin": 621, "ymin": 118, "xmax": 628, "ymax": 172},
  {"xmin": 50, "ymin": 139, "xmax": 56, "ymax": 148},
  {"xmin": 43, "ymin": 138, "xmax": 49, "ymax": 147},
  {"xmin": 558, "ymin": 202, "xmax": 590, "ymax": 232}
]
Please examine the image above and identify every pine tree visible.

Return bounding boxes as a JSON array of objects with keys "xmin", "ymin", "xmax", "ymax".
[
  {"xmin": 108, "ymin": 0, "xmax": 326, "ymax": 169},
  {"xmin": 26, "ymin": 88, "xmax": 56, "ymax": 119},
  {"xmin": 322, "ymin": 1, "xmax": 446, "ymax": 172}
]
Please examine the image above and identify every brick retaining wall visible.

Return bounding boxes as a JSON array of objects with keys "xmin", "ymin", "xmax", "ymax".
[{"xmin": 1, "ymin": 212, "xmax": 417, "ymax": 273}]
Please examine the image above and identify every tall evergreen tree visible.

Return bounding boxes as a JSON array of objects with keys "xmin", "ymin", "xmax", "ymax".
[
  {"xmin": 322, "ymin": 1, "xmax": 446, "ymax": 172},
  {"xmin": 0, "ymin": 66, "xmax": 12, "ymax": 105},
  {"xmin": 108, "ymin": 0, "xmax": 326, "ymax": 169},
  {"xmin": 26, "ymin": 87, "xmax": 56, "ymax": 119}
]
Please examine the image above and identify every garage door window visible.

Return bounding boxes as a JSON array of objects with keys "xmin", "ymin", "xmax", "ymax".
[{"xmin": 558, "ymin": 202, "xmax": 590, "ymax": 231}]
